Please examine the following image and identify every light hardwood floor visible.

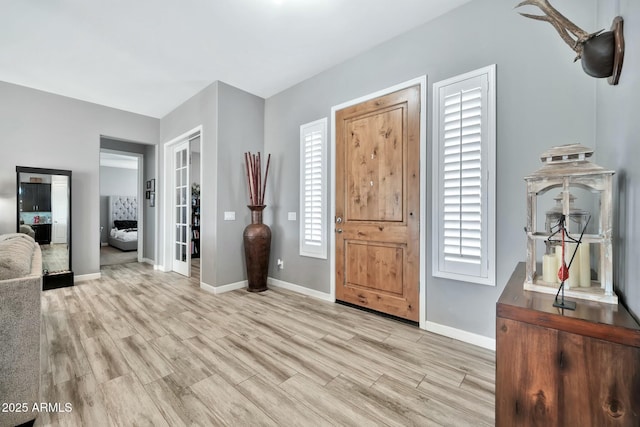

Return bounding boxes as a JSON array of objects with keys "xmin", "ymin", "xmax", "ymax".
[{"xmin": 37, "ymin": 263, "xmax": 495, "ymax": 426}]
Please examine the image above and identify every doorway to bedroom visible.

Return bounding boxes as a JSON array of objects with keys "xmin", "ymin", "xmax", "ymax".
[{"xmin": 99, "ymin": 142, "xmax": 144, "ymax": 267}]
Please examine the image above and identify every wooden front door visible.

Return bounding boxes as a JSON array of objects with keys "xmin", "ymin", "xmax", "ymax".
[{"xmin": 335, "ymin": 85, "xmax": 420, "ymax": 322}]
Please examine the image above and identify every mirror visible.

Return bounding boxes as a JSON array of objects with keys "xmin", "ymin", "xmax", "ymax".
[{"xmin": 16, "ymin": 166, "xmax": 73, "ymax": 289}]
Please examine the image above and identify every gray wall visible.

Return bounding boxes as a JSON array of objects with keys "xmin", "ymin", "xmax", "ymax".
[
  {"xmin": 160, "ymin": 82, "xmax": 219, "ymax": 285},
  {"xmin": 216, "ymin": 82, "xmax": 265, "ymax": 285},
  {"xmin": 596, "ymin": 0, "xmax": 640, "ymax": 321},
  {"xmin": 0, "ymin": 81, "xmax": 159, "ymax": 276},
  {"xmin": 143, "ymin": 143, "xmax": 157, "ymax": 262},
  {"xmin": 264, "ymin": 0, "xmax": 597, "ymax": 338},
  {"xmin": 99, "ymin": 166, "xmax": 137, "ymax": 244},
  {"xmin": 159, "ymin": 81, "xmax": 264, "ymax": 287}
]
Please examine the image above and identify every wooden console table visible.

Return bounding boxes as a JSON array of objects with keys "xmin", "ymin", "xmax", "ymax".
[{"xmin": 496, "ymin": 263, "xmax": 640, "ymax": 427}]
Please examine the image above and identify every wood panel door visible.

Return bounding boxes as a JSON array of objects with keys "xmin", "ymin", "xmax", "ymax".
[{"xmin": 335, "ymin": 85, "xmax": 420, "ymax": 321}]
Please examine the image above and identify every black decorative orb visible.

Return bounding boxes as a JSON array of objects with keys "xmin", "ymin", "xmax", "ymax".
[{"xmin": 581, "ymin": 31, "xmax": 615, "ymax": 78}]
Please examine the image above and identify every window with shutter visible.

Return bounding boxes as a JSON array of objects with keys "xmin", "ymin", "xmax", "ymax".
[
  {"xmin": 432, "ymin": 65, "xmax": 496, "ymax": 286},
  {"xmin": 300, "ymin": 118, "xmax": 327, "ymax": 259}
]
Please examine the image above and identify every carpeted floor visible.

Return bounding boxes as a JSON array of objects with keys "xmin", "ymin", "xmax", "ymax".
[{"xmin": 100, "ymin": 245, "xmax": 138, "ymax": 266}]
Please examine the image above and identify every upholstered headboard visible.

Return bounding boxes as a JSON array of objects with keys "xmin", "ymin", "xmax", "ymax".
[{"xmin": 108, "ymin": 196, "xmax": 137, "ymax": 228}]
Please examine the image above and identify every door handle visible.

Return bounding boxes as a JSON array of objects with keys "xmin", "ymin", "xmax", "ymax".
[{"xmin": 336, "ymin": 228, "xmax": 343, "ymax": 233}]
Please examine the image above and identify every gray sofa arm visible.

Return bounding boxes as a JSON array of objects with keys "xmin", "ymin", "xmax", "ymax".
[{"xmin": 0, "ymin": 245, "xmax": 42, "ymax": 426}]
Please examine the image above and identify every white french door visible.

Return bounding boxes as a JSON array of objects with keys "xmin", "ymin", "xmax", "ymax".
[{"xmin": 172, "ymin": 141, "xmax": 190, "ymax": 276}]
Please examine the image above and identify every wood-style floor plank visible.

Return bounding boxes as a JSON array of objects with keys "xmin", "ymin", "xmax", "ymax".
[
  {"xmin": 183, "ymin": 334, "xmax": 255, "ymax": 385},
  {"xmin": 214, "ymin": 334, "xmax": 297, "ymax": 385},
  {"xmin": 280, "ymin": 373, "xmax": 387, "ymax": 425},
  {"xmin": 190, "ymin": 374, "xmax": 277, "ymax": 426},
  {"xmin": 99, "ymin": 374, "xmax": 169, "ymax": 427},
  {"xmin": 371, "ymin": 374, "xmax": 485, "ymax": 426},
  {"xmin": 144, "ymin": 376, "xmax": 221, "ymax": 426},
  {"xmin": 52, "ymin": 373, "xmax": 110, "ymax": 427},
  {"xmin": 326, "ymin": 374, "xmax": 431, "ymax": 427},
  {"xmin": 115, "ymin": 334, "xmax": 174, "ymax": 385},
  {"xmin": 251, "ymin": 336, "xmax": 339, "ymax": 386},
  {"xmin": 34, "ymin": 262, "xmax": 495, "ymax": 426},
  {"xmin": 149, "ymin": 334, "xmax": 212, "ymax": 388},
  {"xmin": 237, "ymin": 374, "xmax": 334, "ymax": 426},
  {"xmin": 83, "ymin": 333, "xmax": 130, "ymax": 384}
]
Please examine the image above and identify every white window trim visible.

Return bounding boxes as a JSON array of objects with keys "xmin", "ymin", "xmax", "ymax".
[
  {"xmin": 432, "ymin": 64, "xmax": 496, "ymax": 286},
  {"xmin": 300, "ymin": 117, "xmax": 328, "ymax": 259}
]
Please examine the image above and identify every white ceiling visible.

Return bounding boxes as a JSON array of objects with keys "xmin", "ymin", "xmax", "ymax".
[{"xmin": 0, "ymin": 0, "xmax": 471, "ymax": 118}]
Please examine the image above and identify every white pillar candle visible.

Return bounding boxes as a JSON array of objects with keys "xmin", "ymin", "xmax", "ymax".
[
  {"xmin": 542, "ymin": 254, "xmax": 558, "ymax": 283},
  {"xmin": 579, "ymin": 243, "xmax": 591, "ymax": 288},
  {"xmin": 555, "ymin": 245, "xmax": 564, "ymax": 284},
  {"xmin": 566, "ymin": 242, "xmax": 580, "ymax": 289}
]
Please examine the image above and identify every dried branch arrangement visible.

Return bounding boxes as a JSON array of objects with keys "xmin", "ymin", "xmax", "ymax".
[{"xmin": 244, "ymin": 152, "xmax": 271, "ymax": 206}]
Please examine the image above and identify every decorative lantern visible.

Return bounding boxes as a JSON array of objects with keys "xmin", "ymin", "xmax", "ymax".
[{"xmin": 524, "ymin": 144, "xmax": 616, "ymax": 304}]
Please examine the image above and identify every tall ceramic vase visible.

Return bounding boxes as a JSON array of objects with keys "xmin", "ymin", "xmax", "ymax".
[{"xmin": 243, "ymin": 205, "xmax": 271, "ymax": 292}]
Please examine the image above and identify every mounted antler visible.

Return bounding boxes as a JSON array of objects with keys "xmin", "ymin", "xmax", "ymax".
[
  {"xmin": 517, "ymin": 0, "xmax": 600, "ymax": 61},
  {"xmin": 516, "ymin": 0, "xmax": 625, "ymax": 85}
]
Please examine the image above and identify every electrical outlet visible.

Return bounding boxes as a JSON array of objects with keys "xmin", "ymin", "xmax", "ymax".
[
  {"xmin": 224, "ymin": 211, "xmax": 235, "ymax": 221},
  {"xmin": 277, "ymin": 258, "xmax": 284, "ymax": 270},
  {"xmin": 288, "ymin": 212, "xmax": 297, "ymax": 221}
]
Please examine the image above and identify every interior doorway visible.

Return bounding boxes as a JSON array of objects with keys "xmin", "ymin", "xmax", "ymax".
[
  {"xmin": 99, "ymin": 149, "xmax": 143, "ymax": 267},
  {"xmin": 162, "ymin": 126, "xmax": 203, "ymax": 283},
  {"xmin": 99, "ymin": 136, "xmax": 149, "ymax": 268}
]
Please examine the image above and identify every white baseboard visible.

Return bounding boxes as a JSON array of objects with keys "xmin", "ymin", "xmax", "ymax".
[
  {"xmin": 75, "ymin": 272, "xmax": 101, "ymax": 283},
  {"xmin": 100, "ymin": 242, "xmax": 108, "ymax": 247},
  {"xmin": 140, "ymin": 258, "xmax": 161, "ymax": 270},
  {"xmin": 425, "ymin": 321, "xmax": 495, "ymax": 351},
  {"xmin": 267, "ymin": 277, "xmax": 334, "ymax": 302},
  {"xmin": 201, "ymin": 280, "xmax": 247, "ymax": 295}
]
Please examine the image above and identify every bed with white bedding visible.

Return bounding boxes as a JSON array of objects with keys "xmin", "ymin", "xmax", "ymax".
[
  {"xmin": 108, "ymin": 196, "xmax": 138, "ymax": 252},
  {"xmin": 109, "ymin": 225, "xmax": 138, "ymax": 251}
]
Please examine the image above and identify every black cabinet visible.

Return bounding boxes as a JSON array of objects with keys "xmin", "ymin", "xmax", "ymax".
[
  {"xmin": 20, "ymin": 183, "xmax": 51, "ymax": 212},
  {"xmin": 31, "ymin": 224, "xmax": 51, "ymax": 244}
]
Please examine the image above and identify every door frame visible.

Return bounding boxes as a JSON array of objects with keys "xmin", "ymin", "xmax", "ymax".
[
  {"xmin": 330, "ymin": 76, "xmax": 427, "ymax": 329},
  {"xmin": 161, "ymin": 125, "xmax": 203, "ymax": 280}
]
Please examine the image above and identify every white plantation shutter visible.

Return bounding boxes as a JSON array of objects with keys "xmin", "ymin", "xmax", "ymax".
[
  {"xmin": 433, "ymin": 65, "xmax": 496, "ymax": 286},
  {"xmin": 443, "ymin": 87, "xmax": 483, "ymax": 264},
  {"xmin": 300, "ymin": 118, "xmax": 327, "ymax": 259}
]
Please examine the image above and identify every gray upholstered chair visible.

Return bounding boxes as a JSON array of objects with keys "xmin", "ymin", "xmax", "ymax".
[{"xmin": 19, "ymin": 223, "xmax": 36, "ymax": 239}]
